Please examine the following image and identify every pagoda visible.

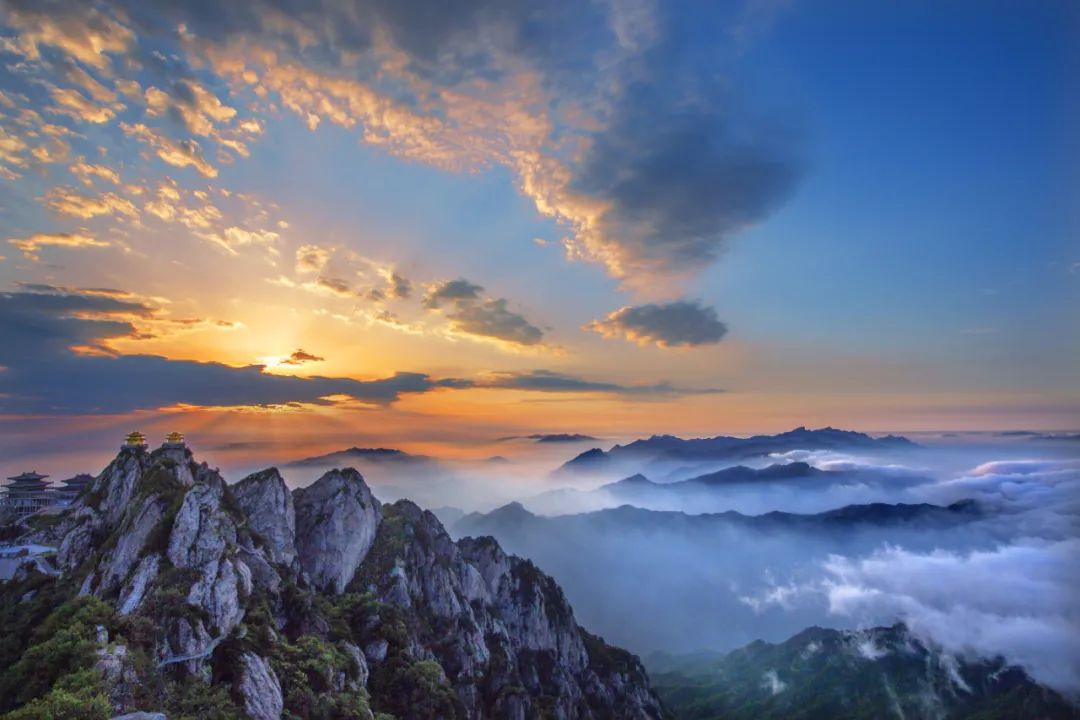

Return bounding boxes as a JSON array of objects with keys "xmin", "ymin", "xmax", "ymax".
[
  {"xmin": 1, "ymin": 471, "xmax": 55, "ymax": 519},
  {"xmin": 123, "ymin": 431, "xmax": 148, "ymax": 449},
  {"xmin": 163, "ymin": 431, "xmax": 186, "ymax": 449}
]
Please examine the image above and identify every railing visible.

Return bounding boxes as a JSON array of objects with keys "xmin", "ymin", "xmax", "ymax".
[{"xmin": 156, "ymin": 636, "xmax": 223, "ymax": 668}]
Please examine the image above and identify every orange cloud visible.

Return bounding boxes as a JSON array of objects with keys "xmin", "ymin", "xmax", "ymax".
[{"xmin": 8, "ymin": 231, "xmax": 111, "ymax": 261}]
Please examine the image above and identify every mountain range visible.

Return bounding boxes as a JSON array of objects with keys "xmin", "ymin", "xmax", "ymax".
[
  {"xmin": 285, "ymin": 447, "xmax": 436, "ymax": 469},
  {"xmin": 556, "ymin": 427, "xmax": 916, "ymax": 480},
  {"xmin": 452, "ymin": 499, "xmax": 987, "ymax": 655},
  {"xmin": 649, "ymin": 624, "xmax": 1079, "ymax": 719}
]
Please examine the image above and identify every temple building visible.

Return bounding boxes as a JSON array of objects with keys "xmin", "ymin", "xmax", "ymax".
[
  {"xmin": 56, "ymin": 474, "xmax": 94, "ymax": 504},
  {"xmin": 163, "ymin": 432, "xmax": 186, "ymax": 448},
  {"xmin": 124, "ymin": 431, "xmax": 147, "ymax": 449},
  {"xmin": 0, "ymin": 472, "xmax": 55, "ymax": 519}
]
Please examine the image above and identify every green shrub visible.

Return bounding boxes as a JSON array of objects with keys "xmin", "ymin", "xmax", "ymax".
[{"xmin": 0, "ymin": 595, "xmax": 116, "ymax": 711}]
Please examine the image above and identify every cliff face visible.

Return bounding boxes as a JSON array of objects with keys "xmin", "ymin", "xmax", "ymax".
[{"xmin": 3, "ymin": 445, "xmax": 664, "ymax": 720}]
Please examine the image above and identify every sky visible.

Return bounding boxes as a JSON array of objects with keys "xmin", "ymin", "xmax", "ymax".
[{"xmin": 0, "ymin": 0, "xmax": 1077, "ymax": 476}]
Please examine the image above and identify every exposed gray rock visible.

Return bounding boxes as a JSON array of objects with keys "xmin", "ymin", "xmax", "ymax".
[
  {"xmin": 364, "ymin": 638, "xmax": 389, "ymax": 664},
  {"xmin": 5, "ymin": 446, "xmax": 662, "ymax": 720},
  {"xmin": 94, "ymin": 450, "xmax": 148, "ymax": 527},
  {"xmin": 111, "ymin": 713, "xmax": 167, "ymax": 720},
  {"xmin": 96, "ymin": 495, "xmax": 166, "ymax": 596},
  {"xmin": 167, "ymin": 478, "xmax": 237, "ymax": 570},
  {"xmin": 341, "ymin": 641, "xmax": 369, "ymax": 689},
  {"xmin": 293, "ymin": 468, "xmax": 381, "ymax": 593},
  {"xmin": 97, "ymin": 643, "xmax": 138, "ymax": 715},
  {"xmin": 365, "ymin": 501, "xmax": 665, "ymax": 719},
  {"xmin": 118, "ymin": 554, "xmax": 160, "ymax": 615},
  {"xmin": 238, "ymin": 652, "xmax": 283, "ymax": 720},
  {"xmin": 233, "ymin": 468, "xmax": 297, "ymax": 566}
]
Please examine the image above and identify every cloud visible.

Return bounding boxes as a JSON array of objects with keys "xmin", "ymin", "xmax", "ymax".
[
  {"xmin": 44, "ymin": 186, "xmax": 138, "ymax": 219},
  {"xmin": 474, "ymin": 369, "xmax": 721, "ymax": 396},
  {"xmin": 585, "ymin": 300, "xmax": 727, "ymax": 348},
  {"xmin": 446, "ymin": 298, "xmax": 544, "ymax": 348},
  {"xmin": 820, "ymin": 540, "xmax": 1080, "ymax": 694},
  {"xmin": 144, "ymin": 78, "xmax": 237, "ymax": 136},
  {"xmin": 280, "ymin": 348, "xmax": 324, "ymax": 366},
  {"xmin": 121, "ymin": 122, "xmax": 218, "ymax": 177},
  {"xmin": 295, "ymin": 243, "xmax": 330, "ymax": 273},
  {"xmin": 1, "ymin": 0, "xmax": 804, "ymax": 301},
  {"xmin": 0, "ymin": 287, "xmax": 457, "ymax": 413},
  {"xmin": 314, "ymin": 276, "xmax": 354, "ymax": 297},
  {"xmin": 0, "ymin": 0, "xmax": 134, "ymax": 71},
  {"xmin": 119, "ymin": 0, "xmax": 798, "ymax": 285},
  {"xmin": 566, "ymin": 87, "xmax": 802, "ymax": 279},
  {"xmin": 420, "ymin": 277, "xmax": 545, "ymax": 348},
  {"xmin": 0, "ymin": 287, "xmax": 694, "ymax": 413},
  {"xmin": 384, "ymin": 271, "xmax": 411, "ymax": 299},
  {"xmin": 422, "ymin": 278, "xmax": 483, "ymax": 309},
  {"xmin": 7, "ymin": 231, "xmax": 112, "ymax": 261},
  {"xmin": 45, "ymin": 84, "xmax": 118, "ymax": 124},
  {"xmin": 70, "ymin": 158, "xmax": 121, "ymax": 186}
]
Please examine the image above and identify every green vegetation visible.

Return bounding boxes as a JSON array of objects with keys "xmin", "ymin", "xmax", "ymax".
[
  {"xmin": 0, "ymin": 592, "xmax": 117, "ymax": 716},
  {"xmin": 1, "ymin": 670, "xmax": 111, "ymax": 720}
]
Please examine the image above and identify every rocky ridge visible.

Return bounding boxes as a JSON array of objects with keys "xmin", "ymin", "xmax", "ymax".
[{"xmin": 0, "ymin": 444, "xmax": 664, "ymax": 720}]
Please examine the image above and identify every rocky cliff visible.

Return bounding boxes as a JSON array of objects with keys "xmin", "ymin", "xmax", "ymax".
[{"xmin": 0, "ymin": 444, "xmax": 664, "ymax": 720}]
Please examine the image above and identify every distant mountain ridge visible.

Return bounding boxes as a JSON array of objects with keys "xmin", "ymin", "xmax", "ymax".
[
  {"xmin": 451, "ymin": 497, "xmax": 988, "ymax": 657},
  {"xmin": 650, "ymin": 624, "xmax": 1079, "ymax": 719},
  {"xmin": 557, "ymin": 426, "xmax": 916, "ymax": 477},
  {"xmin": 458, "ymin": 498, "xmax": 981, "ymax": 538},
  {"xmin": 286, "ymin": 446, "xmax": 435, "ymax": 468}
]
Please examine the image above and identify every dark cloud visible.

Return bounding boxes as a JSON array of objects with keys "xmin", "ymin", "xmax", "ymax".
[
  {"xmin": 586, "ymin": 300, "xmax": 727, "ymax": 348},
  {"xmin": 571, "ymin": 85, "xmax": 802, "ymax": 275},
  {"xmin": 387, "ymin": 272, "xmax": 411, "ymax": 299},
  {"xmin": 422, "ymin": 278, "xmax": 483, "ymax": 309},
  {"xmin": 0, "ymin": 288, "xmax": 451, "ymax": 413},
  {"xmin": 4, "ymin": 0, "xmax": 803, "ymax": 282},
  {"xmin": 280, "ymin": 348, "xmax": 324, "ymax": 365},
  {"xmin": 315, "ymin": 276, "xmax": 353, "ymax": 296},
  {"xmin": 0, "ymin": 288, "xmax": 702, "ymax": 413},
  {"xmin": 447, "ymin": 298, "xmax": 544, "ymax": 347},
  {"xmin": 476, "ymin": 369, "xmax": 721, "ymax": 396},
  {"xmin": 423, "ymin": 278, "xmax": 544, "ymax": 347}
]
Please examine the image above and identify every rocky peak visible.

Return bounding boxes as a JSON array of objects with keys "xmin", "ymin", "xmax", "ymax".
[
  {"xmin": 293, "ymin": 467, "xmax": 382, "ymax": 594},
  {"xmin": 2, "ymin": 448, "xmax": 663, "ymax": 720},
  {"xmin": 233, "ymin": 467, "xmax": 297, "ymax": 566}
]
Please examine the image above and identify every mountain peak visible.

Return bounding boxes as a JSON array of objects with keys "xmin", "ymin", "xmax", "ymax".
[{"xmin": 1, "ymin": 445, "xmax": 662, "ymax": 719}]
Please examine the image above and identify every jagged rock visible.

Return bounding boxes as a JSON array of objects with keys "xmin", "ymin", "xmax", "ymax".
[
  {"xmin": 3, "ymin": 446, "xmax": 663, "ymax": 720},
  {"xmin": 238, "ymin": 652, "xmax": 283, "ymax": 720},
  {"xmin": 167, "ymin": 477, "xmax": 237, "ymax": 570},
  {"xmin": 93, "ymin": 450, "xmax": 148, "ymax": 527},
  {"xmin": 97, "ymin": 643, "xmax": 139, "ymax": 715},
  {"xmin": 56, "ymin": 509, "xmax": 98, "ymax": 571},
  {"xmin": 118, "ymin": 554, "xmax": 160, "ymax": 615},
  {"xmin": 95, "ymin": 495, "xmax": 166, "ymax": 596},
  {"xmin": 293, "ymin": 468, "xmax": 382, "ymax": 593},
  {"xmin": 233, "ymin": 468, "xmax": 297, "ymax": 566},
  {"xmin": 364, "ymin": 638, "xmax": 389, "ymax": 664},
  {"xmin": 362, "ymin": 500, "xmax": 665, "ymax": 719},
  {"xmin": 341, "ymin": 641, "xmax": 369, "ymax": 689}
]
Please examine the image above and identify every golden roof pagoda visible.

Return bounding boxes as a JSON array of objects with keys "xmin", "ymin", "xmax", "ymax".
[
  {"xmin": 124, "ymin": 431, "xmax": 147, "ymax": 448},
  {"xmin": 165, "ymin": 431, "xmax": 184, "ymax": 444}
]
